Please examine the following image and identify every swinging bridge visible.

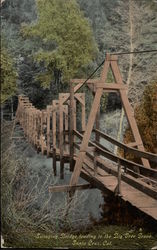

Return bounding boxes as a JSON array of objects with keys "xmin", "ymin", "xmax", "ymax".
[{"xmin": 14, "ymin": 54, "xmax": 157, "ymax": 221}]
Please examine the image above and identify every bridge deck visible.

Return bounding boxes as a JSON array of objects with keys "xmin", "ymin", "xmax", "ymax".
[{"xmin": 80, "ymin": 156, "xmax": 157, "ymax": 221}]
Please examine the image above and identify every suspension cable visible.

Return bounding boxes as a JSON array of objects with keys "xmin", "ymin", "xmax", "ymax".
[
  {"xmin": 78, "ymin": 49, "xmax": 157, "ymax": 91},
  {"xmin": 110, "ymin": 49, "xmax": 157, "ymax": 55}
]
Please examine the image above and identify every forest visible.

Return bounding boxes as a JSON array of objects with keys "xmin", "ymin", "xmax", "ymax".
[{"xmin": 1, "ymin": 0, "xmax": 157, "ymax": 248}]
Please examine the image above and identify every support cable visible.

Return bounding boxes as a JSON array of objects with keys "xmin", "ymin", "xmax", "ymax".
[{"xmin": 78, "ymin": 49, "xmax": 157, "ymax": 92}]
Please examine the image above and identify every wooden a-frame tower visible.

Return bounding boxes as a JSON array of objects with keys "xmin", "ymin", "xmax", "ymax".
[{"xmin": 69, "ymin": 54, "xmax": 150, "ymax": 188}]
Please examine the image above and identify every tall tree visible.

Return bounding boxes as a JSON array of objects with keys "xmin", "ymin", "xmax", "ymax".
[
  {"xmin": 123, "ymin": 81, "xmax": 157, "ymax": 167},
  {"xmin": 21, "ymin": 0, "xmax": 97, "ymax": 90},
  {"xmin": 1, "ymin": 46, "xmax": 17, "ymax": 104}
]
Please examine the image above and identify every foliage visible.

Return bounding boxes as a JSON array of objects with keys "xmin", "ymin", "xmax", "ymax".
[
  {"xmin": 123, "ymin": 81, "xmax": 157, "ymax": 166},
  {"xmin": 22, "ymin": 0, "xmax": 96, "ymax": 89},
  {"xmin": 21, "ymin": 0, "xmax": 98, "ymax": 88},
  {"xmin": 1, "ymin": 121, "xmax": 92, "ymax": 246},
  {"xmin": 1, "ymin": 0, "xmax": 50, "ymax": 107},
  {"xmin": 1, "ymin": 46, "xmax": 17, "ymax": 104}
]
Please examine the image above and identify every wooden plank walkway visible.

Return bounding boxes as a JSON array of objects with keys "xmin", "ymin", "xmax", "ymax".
[{"xmin": 81, "ymin": 156, "xmax": 157, "ymax": 221}]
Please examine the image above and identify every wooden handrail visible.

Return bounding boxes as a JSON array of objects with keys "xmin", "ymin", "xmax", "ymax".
[
  {"xmin": 93, "ymin": 129, "xmax": 157, "ymax": 163},
  {"xmin": 73, "ymin": 129, "xmax": 157, "ymax": 178},
  {"xmin": 73, "ymin": 141, "xmax": 157, "ymax": 185},
  {"xmin": 74, "ymin": 140, "xmax": 157, "ymax": 200}
]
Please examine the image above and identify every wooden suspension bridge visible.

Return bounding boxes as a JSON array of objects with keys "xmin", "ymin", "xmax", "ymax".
[{"xmin": 14, "ymin": 54, "xmax": 157, "ymax": 221}]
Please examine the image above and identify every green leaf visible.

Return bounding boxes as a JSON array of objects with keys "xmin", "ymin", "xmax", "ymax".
[
  {"xmin": 21, "ymin": 0, "xmax": 98, "ymax": 88},
  {"xmin": 1, "ymin": 46, "xmax": 17, "ymax": 104}
]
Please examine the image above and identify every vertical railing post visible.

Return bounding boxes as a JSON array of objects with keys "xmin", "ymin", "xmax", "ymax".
[
  {"xmin": 81, "ymin": 94, "xmax": 86, "ymax": 132},
  {"xmin": 124, "ymin": 149, "xmax": 127, "ymax": 173},
  {"xmin": 70, "ymin": 82, "xmax": 75, "ymax": 172},
  {"xmin": 47, "ymin": 107, "xmax": 50, "ymax": 157},
  {"xmin": 52, "ymin": 101, "xmax": 57, "ymax": 176},
  {"xmin": 64, "ymin": 106, "xmax": 69, "ymax": 153},
  {"xmin": 41, "ymin": 110, "xmax": 44, "ymax": 154},
  {"xmin": 59, "ymin": 96, "xmax": 64, "ymax": 179},
  {"xmin": 117, "ymin": 159, "xmax": 122, "ymax": 196}
]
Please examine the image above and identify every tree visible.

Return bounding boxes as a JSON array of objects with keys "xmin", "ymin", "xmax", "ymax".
[
  {"xmin": 123, "ymin": 81, "xmax": 157, "ymax": 167},
  {"xmin": 21, "ymin": 0, "xmax": 97, "ymax": 90},
  {"xmin": 1, "ymin": 46, "xmax": 17, "ymax": 104}
]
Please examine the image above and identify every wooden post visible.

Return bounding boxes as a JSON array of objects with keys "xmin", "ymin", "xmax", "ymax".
[
  {"xmin": 53, "ymin": 148, "xmax": 57, "ymax": 176},
  {"xmin": 33, "ymin": 111, "xmax": 36, "ymax": 145},
  {"xmin": 35, "ymin": 110, "xmax": 38, "ymax": 146},
  {"xmin": 31, "ymin": 109, "xmax": 34, "ymax": 144},
  {"xmin": 124, "ymin": 149, "xmax": 127, "ymax": 173},
  {"xmin": 47, "ymin": 107, "xmax": 51, "ymax": 157},
  {"xmin": 29, "ymin": 110, "xmax": 32, "ymax": 142},
  {"xmin": 36, "ymin": 110, "xmax": 41, "ymax": 147},
  {"xmin": 81, "ymin": 94, "xmax": 86, "ymax": 132},
  {"xmin": 74, "ymin": 100, "xmax": 76, "ymax": 131},
  {"xmin": 41, "ymin": 110, "xmax": 44, "ymax": 154},
  {"xmin": 70, "ymin": 82, "xmax": 75, "ymax": 171},
  {"xmin": 28, "ymin": 111, "xmax": 30, "ymax": 142},
  {"xmin": 31, "ymin": 110, "xmax": 33, "ymax": 144},
  {"xmin": 33, "ymin": 110, "xmax": 37, "ymax": 145},
  {"xmin": 38, "ymin": 111, "xmax": 42, "ymax": 151},
  {"xmin": 26, "ymin": 110, "xmax": 29, "ymax": 138},
  {"xmin": 52, "ymin": 101, "xmax": 57, "ymax": 175},
  {"xmin": 59, "ymin": 96, "xmax": 64, "ymax": 179},
  {"xmin": 94, "ymin": 102, "xmax": 100, "ymax": 175},
  {"xmin": 94, "ymin": 156, "xmax": 98, "ymax": 176},
  {"xmin": 23, "ymin": 108, "xmax": 25, "ymax": 134},
  {"xmin": 64, "ymin": 105, "xmax": 69, "ymax": 154},
  {"xmin": 117, "ymin": 159, "xmax": 122, "ymax": 196}
]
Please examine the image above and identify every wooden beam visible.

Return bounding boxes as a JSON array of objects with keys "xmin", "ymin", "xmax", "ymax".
[
  {"xmin": 70, "ymin": 83, "xmax": 75, "ymax": 171},
  {"xmin": 96, "ymin": 83, "xmax": 127, "ymax": 90},
  {"xmin": 94, "ymin": 129, "xmax": 157, "ymax": 163},
  {"xmin": 74, "ymin": 100, "xmax": 76, "ymax": 131},
  {"xmin": 53, "ymin": 148, "xmax": 57, "ymax": 176},
  {"xmin": 52, "ymin": 100, "xmax": 57, "ymax": 149},
  {"xmin": 81, "ymin": 100, "xmax": 86, "ymax": 132},
  {"xmin": 59, "ymin": 96, "xmax": 64, "ymax": 179},
  {"xmin": 126, "ymin": 142, "xmax": 139, "ymax": 148},
  {"xmin": 64, "ymin": 105, "xmax": 69, "ymax": 154},
  {"xmin": 75, "ymin": 93, "xmax": 85, "ymax": 105},
  {"xmin": 60, "ymin": 80, "xmax": 95, "ymax": 105},
  {"xmin": 70, "ymin": 88, "xmax": 103, "ymax": 186},
  {"xmin": 47, "ymin": 107, "xmax": 51, "ymax": 157},
  {"xmin": 48, "ymin": 183, "xmax": 94, "ymax": 192},
  {"xmin": 71, "ymin": 78, "xmax": 99, "ymax": 84}
]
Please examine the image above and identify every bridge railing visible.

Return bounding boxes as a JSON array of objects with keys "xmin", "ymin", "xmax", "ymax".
[
  {"xmin": 93, "ymin": 129, "xmax": 157, "ymax": 164},
  {"xmin": 73, "ymin": 129, "xmax": 157, "ymax": 174},
  {"xmin": 73, "ymin": 129, "xmax": 157, "ymax": 199}
]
